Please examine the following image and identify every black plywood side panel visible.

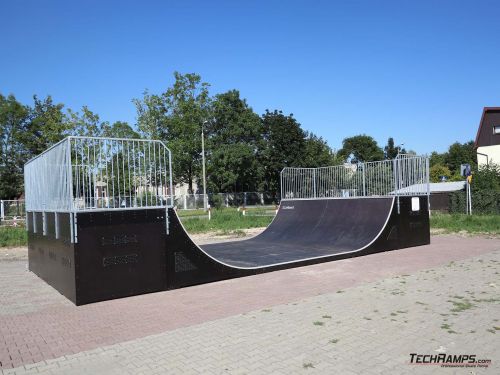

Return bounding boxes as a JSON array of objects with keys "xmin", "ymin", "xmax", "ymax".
[
  {"xmin": 28, "ymin": 212, "xmax": 77, "ymax": 303},
  {"xmin": 74, "ymin": 209, "xmax": 167, "ymax": 305}
]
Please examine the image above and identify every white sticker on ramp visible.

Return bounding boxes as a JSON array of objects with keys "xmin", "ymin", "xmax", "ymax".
[{"xmin": 411, "ymin": 197, "xmax": 420, "ymax": 211}]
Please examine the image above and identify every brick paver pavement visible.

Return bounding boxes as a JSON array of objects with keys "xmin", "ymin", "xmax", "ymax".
[{"xmin": 0, "ymin": 235, "xmax": 499, "ymax": 374}]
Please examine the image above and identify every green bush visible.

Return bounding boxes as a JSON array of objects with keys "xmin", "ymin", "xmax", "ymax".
[
  {"xmin": 0, "ymin": 226, "xmax": 27, "ymax": 247},
  {"xmin": 430, "ymin": 164, "xmax": 451, "ymax": 182},
  {"xmin": 209, "ymin": 194, "xmax": 224, "ymax": 210},
  {"xmin": 449, "ymin": 163, "xmax": 500, "ymax": 214}
]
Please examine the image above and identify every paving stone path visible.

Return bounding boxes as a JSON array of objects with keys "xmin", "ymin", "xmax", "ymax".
[{"xmin": 0, "ymin": 235, "xmax": 499, "ymax": 374}]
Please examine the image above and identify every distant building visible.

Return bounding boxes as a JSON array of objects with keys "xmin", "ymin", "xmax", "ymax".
[
  {"xmin": 475, "ymin": 107, "xmax": 500, "ymax": 166},
  {"xmin": 175, "ymin": 181, "xmax": 200, "ymax": 196}
]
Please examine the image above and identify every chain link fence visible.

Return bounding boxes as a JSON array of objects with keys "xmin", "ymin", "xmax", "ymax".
[
  {"xmin": 1, "ymin": 192, "xmax": 279, "ymax": 222},
  {"xmin": 174, "ymin": 192, "xmax": 279, "ymax": 210},
  {"xmin": 0, "ymin": 200, "xmax": 26, "ymax": 225}
]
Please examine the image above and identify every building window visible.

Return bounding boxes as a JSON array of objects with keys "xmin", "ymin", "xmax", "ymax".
[{"xmin": 494, "ymin": 125, "xmax": 500, "ymax": 134}]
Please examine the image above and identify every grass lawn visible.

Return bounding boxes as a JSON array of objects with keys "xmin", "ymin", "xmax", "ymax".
[
  {"xmin": 430, "ymin": 213, "xmax": 500, "ymax": 235},
  {"xmin": 180, "ymin": 208, "xmax": 274, "ymax": 234},
  {"xmin": 0, "ymin": 226, "xmax": 27, "ymax": 247},
  {"xmin": 177, "ymin": 209, "xmax": 207, "ymax": 218}
]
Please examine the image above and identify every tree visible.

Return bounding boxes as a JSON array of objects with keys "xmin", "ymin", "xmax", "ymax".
[
  {"xmin": 429, "ymin": 151, "xmax": 446, "ymax": 167},
  {"xmin": 67, "ymin": 106, "xmax": 106, "ymax": 137},
  {"xmin": 383, "ymin": 137, "xmax": 406, "ymax": 159},
  {"xmin": 206, "ymin": 90, "xmax": 262, "ymax": 192},
  {"xmin": 303, "ymin": 132, "xmax": 336, "ymax": 167},
  {"xmin": 134, "ymin": 72, "xmax": 211, "ymax": 193},
  {"xmin": 445, "ymin": 141, "xmax": 476, "ymax": 174},
  {"xmin": 0, "ymin": 94, "xmax": 30, "ymax": 198},
  {"xmin": 430, "ymin": 164, "xmax": 451, "ymax": 182},
  {"xmin": 338, "ymin": 134, "xmax": 384, "ymax": 163},
  {"xmin": 260, "ymin": 110, "xmax": 305, "ymax": 193},
  {"xmin": 24, "ymin": 95, "xmax": 69, "ymax": 157},
  {"xmin": 102, "ymin": 121, "xmax": 140, "ymax": 139}
]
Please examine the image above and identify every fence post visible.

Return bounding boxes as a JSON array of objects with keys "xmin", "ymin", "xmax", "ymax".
[
  {"xmin": 280, "ymin": 170, "xmax": 284, "ymax": 200},
  {"xmin": 244, "ymin": 192, "xmax": 247, "ymax": 206},
  {"xmin": 313, "ymin": 169, "xmax": 317, "ymax": 198},
  {"xmin": 0, "ymin": 200, "xmax": 4, "ymax": 221},
  {"xmin": 426, "ymin": 157, "xmax": 430, "ymax": 214},
  {"xmin": 183, "ymin": 194, "xmax": 187, "ymax": 210},
  {"xmin": 392, "ymin": 158, "xmax": 400, "ymax": 214},
  {"xmin": 362, "ymin": 163, "xmax": 366, "ymax": 196}
]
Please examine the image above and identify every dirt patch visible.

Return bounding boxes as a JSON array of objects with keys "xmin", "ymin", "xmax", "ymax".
[
  {"xmin": 191, "ymin": 227, "xmax": 266, "ymax": 245},
  {"xmin": 0, "ymin": 246, "xmax": 27, "ymax": 261},
  {"xmin": 430, "ymin": 228, "xmax": 500, "ymax": 239}
]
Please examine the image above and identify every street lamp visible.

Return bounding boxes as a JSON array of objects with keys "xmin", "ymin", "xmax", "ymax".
[
  {"xmin": 202, "ymin": 120, "xmax": 208, "ymax": 211},
  {"xmin": 396, "ymin": 143, "xmax": 405, "ymax": 157}
]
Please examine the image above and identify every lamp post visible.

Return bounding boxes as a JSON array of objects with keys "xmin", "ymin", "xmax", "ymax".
[
  {"xmin": 202, "ymin": 120, "xmax": 208, "ymax": 211},
  {"xmin": 396, "ymin": 143, "xmax": 405, "ymax": 157}
]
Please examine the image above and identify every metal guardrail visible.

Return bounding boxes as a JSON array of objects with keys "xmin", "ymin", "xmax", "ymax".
[
  {"xmin": 24, "ymin": 136, "xmax": 174, "ymax": 212},
  {"xmin": 280, "ymin": 154, "xmax": 430, "ymax": 200}
]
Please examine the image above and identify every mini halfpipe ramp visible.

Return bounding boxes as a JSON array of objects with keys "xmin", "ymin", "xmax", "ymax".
[{"xmin": 28, "ymin": 195, "xmax": 430, "ymax": 305}]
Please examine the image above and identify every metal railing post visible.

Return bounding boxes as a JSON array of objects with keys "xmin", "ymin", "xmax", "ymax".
[
  {"xmin": 168, "ymin": 150, "xmax": 174, "ymax": 207},
  {"xmin": 66, "ymin": 139, "xmax": 76, "ymax": 243},
  {"xmin": 362, "ymin": 163, "xmax": 366, "ymax": 196},
  {"xmin": 313, "ymin": 169, "xmax": 317, "ymax": 198},
  {"xmin": 392, "ymin": 158, "xmax": 400, "ymax": 214},
  {"xmin": 280, "ymin": 170, "xmax": 283, "ymax": 200},
  {"xmin": 426, "ymin": 156, "xmax": 430, "ymax": 214}
]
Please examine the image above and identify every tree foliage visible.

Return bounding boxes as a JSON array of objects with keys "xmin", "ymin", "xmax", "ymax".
[
  {"xmin": 260, "ymin": 110, "xmax": 306, "ymax": 193},
  {"xmin": 472, "ymin": 163, "xmax": 500, "ymax": 192},
  {"xmin": 25, "ymin": 95, "xmax": 69, "ymax": 156},
  {"xmin": 429, "ymin": 141, "xmax": 476, "ymax": 175},
  {"xmin": 383, "ymin": 137, "xmax": 406, "ymax": 159},
  {"xmin": 67, "ymin": 106, "xmax": 105, "ymax": 137},
  {"xmin": 134, "ymin": 72, "xmax": 211, "ymax": 193},
  {"xmin": 429, "ymin": 151, "xmax": 446, "ymax": 167},
  {"xmin": 303, "ymin": 132, "xmax": 337, "ymax": 167},
  {"xmin": 0, "ymin": 94, "xmax": 30, "ymax": 198},
  {"xmin": 445, "ymin": 141, "xmax": 476, "ymax": 174},
  {"xmin": 338, "ymin": 134, "xmax": 384, "ymax": 163},
  {"xmin": 102, "ymin": 121, "xmax": 139, "ymax": 139},
  {"xmin": 206, "ymin": 90, "xmax": 262, "ymax": 192},
  {"xmin": 430, "ymin": 164, "xmax": 451, "ymax": 183}
]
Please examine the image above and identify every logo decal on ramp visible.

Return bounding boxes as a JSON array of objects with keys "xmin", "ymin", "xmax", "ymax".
[{"xmin": 282, "ymin": 206, "xmax": 295, "ymax": 210}]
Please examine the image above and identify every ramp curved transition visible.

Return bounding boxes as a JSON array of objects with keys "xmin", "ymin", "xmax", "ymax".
[{"xmin": 199, "ymin": 198, "xmax": 394, "ymax": 267}]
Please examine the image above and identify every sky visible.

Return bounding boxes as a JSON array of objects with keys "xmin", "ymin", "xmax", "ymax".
[{"xmin": 1, "ymin": 0, "xmax": 499, "ymax": 154}]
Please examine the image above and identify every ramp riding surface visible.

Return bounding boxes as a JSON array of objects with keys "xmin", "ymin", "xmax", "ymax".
[{"xmin": 201, "ymin": 198, "xmax": 394, "ymax": 267}]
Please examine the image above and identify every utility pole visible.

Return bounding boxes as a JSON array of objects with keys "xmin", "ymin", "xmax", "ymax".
[{"xmin": 202, "ymin": 120, "xmax": 208, "ymax": 211}]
